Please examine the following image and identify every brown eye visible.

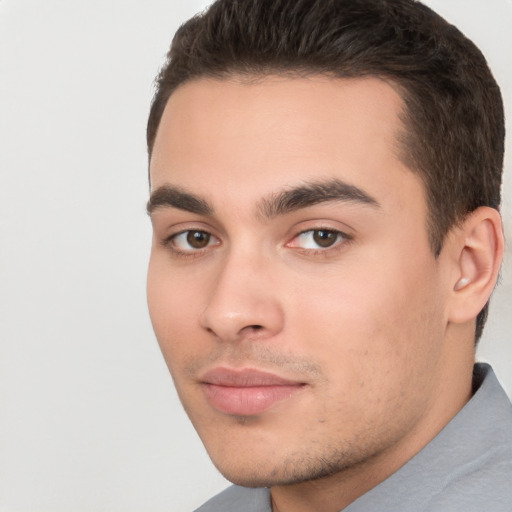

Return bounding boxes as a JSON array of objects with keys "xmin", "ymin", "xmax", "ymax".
[
  {"xmin": 289, "ymin": 228, "xmax": 348, "ymax": 251},
  {"xmin": 312, "ymin": 230, "xmax": 339, "ymax": 248},
  {"xmin": 186, "ymin": 230, "xmax": 211, "ymax": 249}
]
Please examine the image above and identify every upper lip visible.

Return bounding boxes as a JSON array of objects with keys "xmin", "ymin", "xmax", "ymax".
[{"xmin": 200, "ymin": 368, "xmax": 304, "ymax": 387}]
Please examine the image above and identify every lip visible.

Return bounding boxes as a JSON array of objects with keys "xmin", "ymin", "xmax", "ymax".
[{"xmin": 200, "ymin": 368, "xmax": 306, "ymax": 416}]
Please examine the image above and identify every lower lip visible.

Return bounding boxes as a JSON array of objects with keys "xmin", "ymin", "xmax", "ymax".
[{"xmin": 203, "ymin": 383, "xmax": 304, "ymax": 416}]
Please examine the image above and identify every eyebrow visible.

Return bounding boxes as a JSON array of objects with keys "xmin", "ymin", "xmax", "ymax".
[
  {"xmin": 147, "ymin": 178, "xmax": 380, "ymax": 218},
  {"xmin": 147, "ymin": 185, "xmax": 214, "ymax": 216},
  {"xmin": 258, "ymin": 178, "xmax": 380, "ymax": 218}
]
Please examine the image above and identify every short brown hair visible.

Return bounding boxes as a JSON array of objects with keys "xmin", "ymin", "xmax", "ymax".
[{"xmin": 147, "ymin": 0, "xmax": 504, "ymax": 341}]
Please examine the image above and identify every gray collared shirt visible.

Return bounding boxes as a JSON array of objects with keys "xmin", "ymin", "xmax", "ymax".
[{"xmin": 195, "ymin": 364, "xmax": 512, "ymax": 511}]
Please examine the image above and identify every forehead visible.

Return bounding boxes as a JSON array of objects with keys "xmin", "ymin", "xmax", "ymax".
[{"xmin": 149, "ymin": 75, "xmax": 421, "ymax": 212}]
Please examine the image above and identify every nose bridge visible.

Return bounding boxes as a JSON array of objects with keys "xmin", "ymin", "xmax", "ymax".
[{"xmin": 200, "ymin": 244, "xmax": 284, "ymax": 342}]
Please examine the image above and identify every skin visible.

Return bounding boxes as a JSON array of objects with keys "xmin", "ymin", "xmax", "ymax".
[{"xmin": 147, "ymin": 76, "xmax": 500, "ymax": 511}]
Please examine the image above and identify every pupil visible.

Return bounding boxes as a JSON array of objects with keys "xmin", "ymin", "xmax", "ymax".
[
  {"xmin": 187, "ymin": 231, "xmax": 210, "ymax": 248},
  {"xmin": 313, "ymin": 230, "xmax": 337, "ymax": 248}
]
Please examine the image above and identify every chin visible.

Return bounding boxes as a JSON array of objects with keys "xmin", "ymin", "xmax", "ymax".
[{"xmin": 209, "ymin": 450, "xmax": 355, "ymax": 489}]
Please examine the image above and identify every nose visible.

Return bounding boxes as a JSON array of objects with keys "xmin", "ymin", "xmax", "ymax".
[{"xmin": 199, "ymin": 251, "xmax": 285, "ymax": 343}]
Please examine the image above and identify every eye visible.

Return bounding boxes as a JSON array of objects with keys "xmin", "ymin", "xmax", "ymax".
[
  {"xmin": 289, "ymin": 229, "xmax": 348, "ymax": 250},
  {"xmin": 169, "ymin": 230, "xmax": 219, "ymax": 252}
]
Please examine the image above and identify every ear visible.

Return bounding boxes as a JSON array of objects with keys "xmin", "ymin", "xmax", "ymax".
[{"xmin": 446, "ymin": 206, "xmax": 504, "ymax": 325}]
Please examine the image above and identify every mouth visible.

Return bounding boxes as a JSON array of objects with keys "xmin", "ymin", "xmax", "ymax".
[{"xmin": 200, "ymin": 367, "xmax": 307, "ymax": 416}]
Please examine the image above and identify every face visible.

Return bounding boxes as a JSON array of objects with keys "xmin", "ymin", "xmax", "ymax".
[{"xmin": 147, "ymin": 76, "xmax": 454, "ymax": 487}]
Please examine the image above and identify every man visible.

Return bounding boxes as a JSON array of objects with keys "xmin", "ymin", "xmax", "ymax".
[{"xmin": 145, "ymin": 0, "xmax": 511, "ymax": 510}]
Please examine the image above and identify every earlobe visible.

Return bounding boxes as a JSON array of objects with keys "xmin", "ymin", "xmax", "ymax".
[{"xmin": 448, "ymin": 207, "xmax": 504, "ymax": 324}]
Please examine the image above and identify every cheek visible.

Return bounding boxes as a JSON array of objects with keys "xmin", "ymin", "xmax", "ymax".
[
  {"xmin": 286, "ymin": 249, "xmax": 443, "ymax": 391},
  {"xmin": 147, "ymin": 255, "xmax": 205, "ymax": 367}
]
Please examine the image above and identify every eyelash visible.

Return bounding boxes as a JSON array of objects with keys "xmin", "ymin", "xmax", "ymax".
[{"xmin": 163, "ymin": 227, "xmax": 352, "ymax": 258}]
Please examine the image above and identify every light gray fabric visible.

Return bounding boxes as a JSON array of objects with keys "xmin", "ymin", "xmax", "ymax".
[
  {"xmin": 195, "ymin": 364, "xmax": 512, "ymax": 511},
  {"xmin": 195, "ymin": 486, "xmax": 271, "ymax": 512}
]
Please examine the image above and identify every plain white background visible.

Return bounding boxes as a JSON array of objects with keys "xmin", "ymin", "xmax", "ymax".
[{"xmin": 0, "ymin": 1, "xmax": 510, "ymax": 511}]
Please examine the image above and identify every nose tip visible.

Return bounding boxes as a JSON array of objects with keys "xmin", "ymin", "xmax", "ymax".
[
  {"xmin": 201, "ymin": 304, "xmax": 284, "ymax": 343},
  {"xmin": 199, "ymin": 266, "xmax": 284, "ymax": 343},
  {"xmin": 203, "ymin": 320, "xmax": 267, "ymax": 342}
]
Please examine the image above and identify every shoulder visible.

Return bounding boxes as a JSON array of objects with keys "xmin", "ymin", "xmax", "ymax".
[
  {"xmin": 194, "ymin": 485, "xmax": 271, "ymax": 512},
  {"xmin": 426, "ymin": 453, "xmax": 512, "ymax": 511}
]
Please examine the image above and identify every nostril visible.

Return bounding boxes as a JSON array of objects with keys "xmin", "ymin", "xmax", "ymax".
[{"xmin": 243, "ymin": 324, "xmax": 265, "ymax": 338}]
